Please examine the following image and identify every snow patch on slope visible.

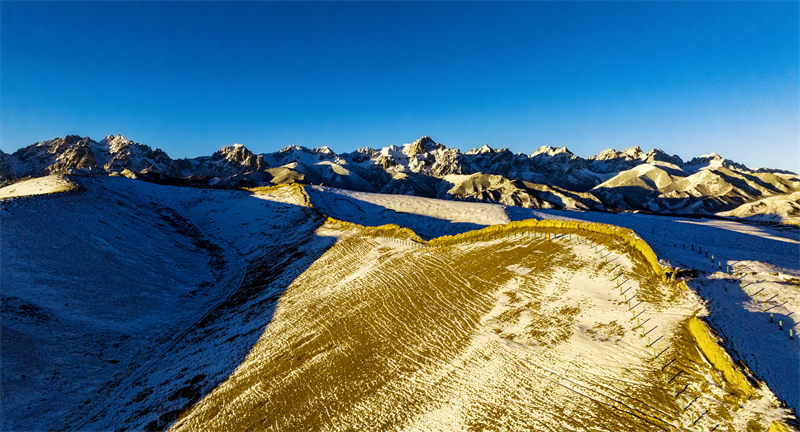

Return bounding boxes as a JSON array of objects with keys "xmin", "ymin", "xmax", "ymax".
[
  {"xmin": 306, "ymin": 185, "xmax": 511, "ymax": 239},
  {"xmin": 0, "ymin": 175, "xmax": 75, "ymax": 199},
  {"xmin": 719, "ymin": 191, "xmax": 800, "ymax": 224}
]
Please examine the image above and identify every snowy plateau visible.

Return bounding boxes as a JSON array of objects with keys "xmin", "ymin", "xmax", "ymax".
[{"xmin": 1, "ymin": 135, "xmax": 799, "ymax": 431}]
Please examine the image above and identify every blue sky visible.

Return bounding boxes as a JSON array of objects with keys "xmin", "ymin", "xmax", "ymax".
[{"xmin": 2, "ymin": 2, "xmax": 798, "ymax": 172}]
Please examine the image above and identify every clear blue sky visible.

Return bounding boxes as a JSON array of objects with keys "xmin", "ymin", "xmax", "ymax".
[{"xmin": 2, "ymin": 1, "xmax": 798, "ymax": 172}]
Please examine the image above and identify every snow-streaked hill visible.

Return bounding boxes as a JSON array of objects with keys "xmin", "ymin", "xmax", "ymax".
[
  {"xmin": 172, "ymin": 229, "xmax": 787, "ymax": 431},
  {"xmin": 305, "ymin": 185, "xmax": 513, "ymax": 239},
  {"xmin": 1, "ymin": 176, "xmax": 327, "ymax": 430},
  {"xmin": 303, "ymin": 186, "xmax": 800, "ymax": 419},
  {"xmin": 306, "ymin": 185, "xmax": 800, "ymax": 273},
  {"xmin": 3, "ymin": 135, "xmax": 798, "ymax": 221},
  {"xmin": 1, "ymin": 178, "xmax": 798, "ymax": 430},
  {"xmin": 719, "ymin": 191, "xmax": 800, "ymax": 224}
]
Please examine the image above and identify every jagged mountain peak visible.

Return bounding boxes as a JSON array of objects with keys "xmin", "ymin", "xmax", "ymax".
[
  {"xmin": 38, "ymin": 135, "xmax": 88, "ymax": 147},
  {"xmin": 346, "ymin": 147, "xmax": 380, "ymax": 163},
  {"xmin": 278, "ymin": 144, "xmax": 309, "ymax": 153},
  {"xmin": 354, "ymin": 147, "xmax": 377, "ymax": 154},
  {"xmin": 271, "ymin": 144, "xmax": 342, "ymax": 169},
  {"xmin": 643, "ymin": 148, "xmax": 684, "ymax": 166},
  {"xmin": 467, "ymin": 144, "xmax": 494, "ymax": 155},
  {"xmin": 593, "ymin": 148, "xmax": 620, "ymax": 160},
  {"xmin": 405, "ymin": 136, "xmax": 443, "ymax": 156},
  {"xmin": 101, "ymin": 134, "xmax": 131, "ymax": 144},
  {"xmin": 217, "ymin": 143, "xmax": 248, "ymax": 152},
  {"xmin": 623, "ymin": 146, "xmax": 643, "ymax": 157},
  {"xmin": 644, "ymin": 148, "xmax": 669, "ymax": 157},
  {"xmin": 703, "ymin": 152, "xmax": 722, "ymax": 159},
  {"xmin": 413, "ymin": 136, "xmax": 436, "ymax": 147},
  {"xmin": 172, "ymin": 143, "xmax": 267, "ymax": 178},
  {"xmin": 684, "ymin": 152, "xmax": 751, "ymax": 174},
  {"xmin": 215, "ymin": 143, "xmax": 255, "ymax": 159},
  {"xmin": 686, "ymin": 152, "xmax": 728, "ymax": 168},
  {"xmin": 98, "ymin": 135, "xmax": 153, "ymax": 155},
  {"xmin": 531, "ymin": 145, "xmax": 574, "ymax": 158},
  {"xmin": 222, "ymin": 143, "xmax": 246, "ymax": 150},
  {"xmin": 276, "ymin": 144, "xmax": 337, "ymax": 157},
  {"xmin": 754, "ymin": 167, "xmax": 799, "ymax": 175},
  {"xmin": 592, "ymin": 146, "xmax": 644, "ymax": 161}
]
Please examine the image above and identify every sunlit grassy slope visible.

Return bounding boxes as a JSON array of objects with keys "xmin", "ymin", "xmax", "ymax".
[{"xmin": 171, "ymin": 223, "xmax": 789, "ymax": 431}]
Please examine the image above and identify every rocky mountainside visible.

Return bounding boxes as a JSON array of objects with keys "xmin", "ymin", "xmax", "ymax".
[
  {"xmin": 0, "ymin": 135, "xmax": 179, "ymax": 179},
  {"xmin": 173, "ymin": 143, "xmax": 268, "ymax": 178},
  {"xmin": 2, "ymin": 134, "xmax": 798, "ymax": 221}
]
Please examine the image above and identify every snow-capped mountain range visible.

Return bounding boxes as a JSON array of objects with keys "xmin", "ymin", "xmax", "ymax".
[{"xmin": 2, "ymin": 134, "xmax": 798, "ymax": 221}]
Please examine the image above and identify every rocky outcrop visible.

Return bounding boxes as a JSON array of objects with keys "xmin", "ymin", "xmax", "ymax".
[{"xmin": 174, "ymin": 144, "xmax": 268, "ymax": 178}]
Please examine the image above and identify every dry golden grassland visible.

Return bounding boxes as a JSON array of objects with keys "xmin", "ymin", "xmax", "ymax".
[{"xmin": 169, "ymin": 215, "xmax": 784, "ymax": 431}]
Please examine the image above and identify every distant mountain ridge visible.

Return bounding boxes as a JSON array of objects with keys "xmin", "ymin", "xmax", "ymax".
[{"xmin": 2, "ymin": 134, "xmax": 798, "ymax": 222}]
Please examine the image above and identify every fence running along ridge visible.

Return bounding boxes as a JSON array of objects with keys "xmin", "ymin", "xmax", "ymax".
[
  {"xmin": 670, "ymin": 241, "xmax": 796, "ymax": 342},
  {"xmin": 351, "ymin": 226, "xmax": 778, "ymax": 430}
]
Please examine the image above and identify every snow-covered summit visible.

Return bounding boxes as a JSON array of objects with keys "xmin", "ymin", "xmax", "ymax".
[
  {"xmin": 531, "ymin": 145, "xmax": 573, "ymax": 158},
  {"xmin": 216, "ymin": 143, "xmax": 253, "ymax": 159},
  {"xmin": 404, "ymin": 136, "xmax": 443, "ymax": 156},
  {"xmin": 643, "ymin": 148, "xmax": 683, "ymax": 166},
  {"xmin": 592, "ymin": 146, "xmax": 644, "ymax": 161},
  {"xmin": 467, "ymin": 144, "xmax": 494, "ymax": 155},
  {"xmin": 176, "ymin": 143, "xmax": 268, "ymax": 178}
]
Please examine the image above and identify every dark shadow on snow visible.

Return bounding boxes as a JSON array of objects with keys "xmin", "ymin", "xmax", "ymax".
[
  {"xmin": 1, "ymin": 179, "xmax": 338, "ymax": 431},
  {"xmin": 694, "ymin": 278, "xmax": 800, "ymax": 418},
  {"xmin": 85, "ymin": 200, "xmax": 337, "ymax": 431}
]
